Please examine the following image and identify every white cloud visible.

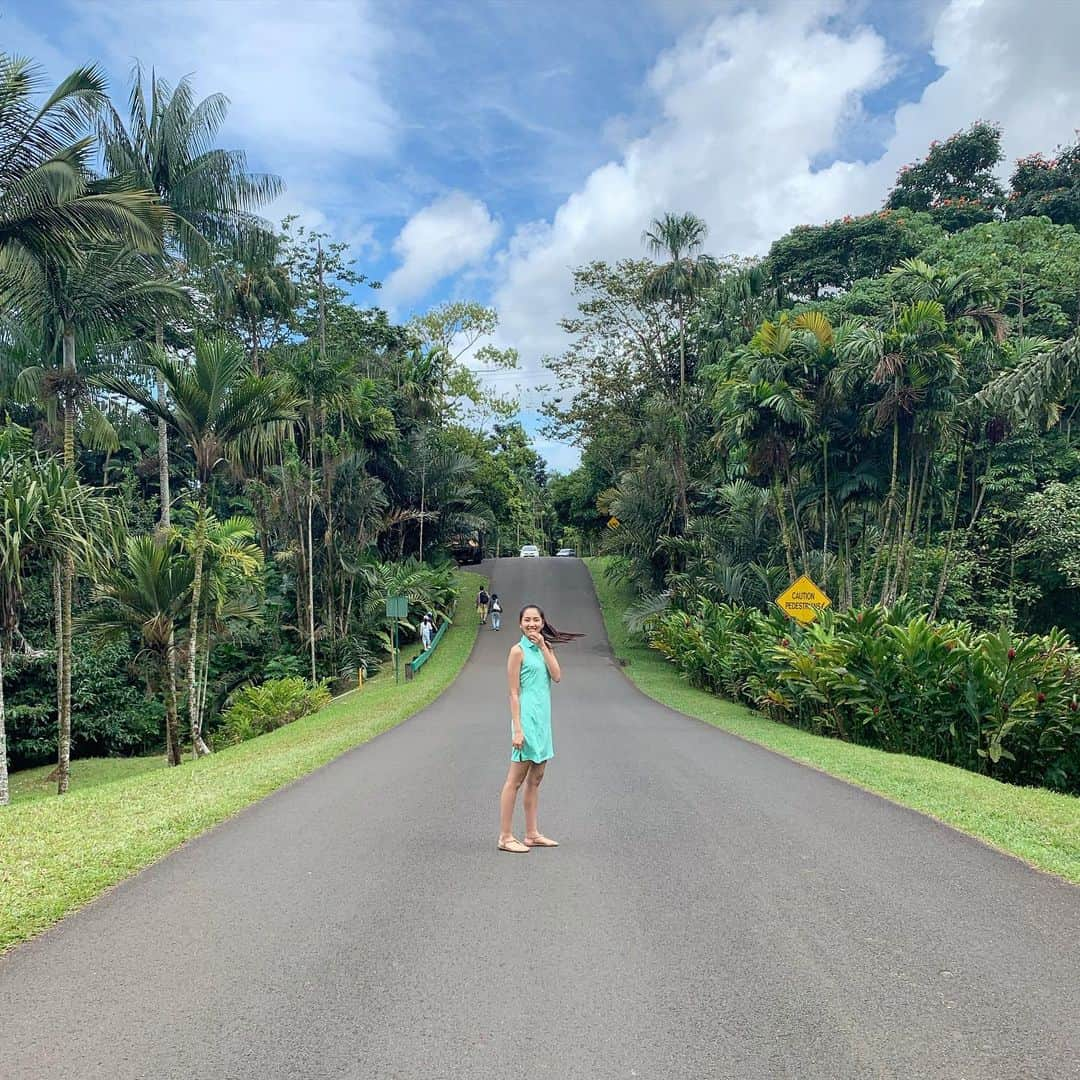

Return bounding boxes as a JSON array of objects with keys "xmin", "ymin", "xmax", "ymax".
[
  {"xmin": 490, "ymin": 0, "xmax": 1080, "ymax": 423},
  {"xmin": 492, "ymin": 0, "xmax": 888, "ymax": 369},
  {"xmin": 384, "ymin": 192, "xmax": 499, "ymax": 304},
  {"xmin": 78, "ymin": 0, "xmax": 398, "ymax": 161}
]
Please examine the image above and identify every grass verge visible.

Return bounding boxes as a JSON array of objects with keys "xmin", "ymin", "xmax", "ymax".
[
  {"xmin": 585, "ymin": 558, "xmax": 1080, "ymax": 884},
  {"xmin": 0, "ymin": 571, "xmax": 485, "ymax": 953}
]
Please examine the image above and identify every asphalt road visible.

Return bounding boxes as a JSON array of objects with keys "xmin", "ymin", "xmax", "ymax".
[{"xmin": 2, "ymin": 557, "xmax": 1077, "ymax": 1079}]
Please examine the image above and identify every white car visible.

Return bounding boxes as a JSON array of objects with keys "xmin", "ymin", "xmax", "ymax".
[
  {"xmin": 555, "ymin": 548, "xmax": 576, "ymax": 558},
  {"xmin": 519, "ymin": 544, "xmax": 540, "ymax": 558}
]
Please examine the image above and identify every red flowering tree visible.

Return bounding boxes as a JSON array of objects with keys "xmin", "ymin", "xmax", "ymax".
[
  {"xmin": 1008, "ymin": 137, "xmax": 1080, "ymax": 228},
  {"xmin": 886, "ymin": 122, "xmax": 1004, "ymax": 232}
]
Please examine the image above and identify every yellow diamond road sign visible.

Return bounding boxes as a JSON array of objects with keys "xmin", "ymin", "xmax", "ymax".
[
  {"xmin": 775, "ymin": 575, "xmax": 831, "ymax": 624},
  {"xmin": 607, "ymin": 516, "xmax": 620, "ymax": 529}
]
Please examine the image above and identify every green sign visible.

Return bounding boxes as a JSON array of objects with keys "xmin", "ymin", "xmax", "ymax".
[{"xmin": 385, "ymin": 595, "xmax": 408, "ymax": 619}]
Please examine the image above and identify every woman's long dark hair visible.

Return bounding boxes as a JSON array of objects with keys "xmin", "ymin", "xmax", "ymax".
[{"xmin": 519, "ymin": 604, "xmax": 583, "ymax": 645}]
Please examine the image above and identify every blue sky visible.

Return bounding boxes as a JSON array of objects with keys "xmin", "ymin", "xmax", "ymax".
[{"xmin": 6, "ymin": 0, "xmax": 1080, "ymax": 470}]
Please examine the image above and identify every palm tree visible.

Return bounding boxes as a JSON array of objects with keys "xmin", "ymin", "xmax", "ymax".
[
  {"xmin": 34, "ymin": 247, "xmax": 187, "ymax": 466},
  {"xmin": 100, "ymin": 64, "xmax": 283, "ymax": 531},
  {"xmin": 177, "ymin": 512, "xmax": 263, "ymax": 740},
  {"xmin": 0, "ymin": 55, "xmax": 166, "ymax": 310},
  {"xmin": 28, "ymin": 248, "xmax": 184, "ymax": 791},
  {"xmin": 82, "ymin": 535, "xmax": 192, "ymax": 766},
  {"xmin": 835, "ymin": 299, "xmax": 962, "ymax": 601},
  {"xmin": 0, "ymin": 430, "xmax": 44, "ymax": 805},
  {"xmin": 99, "ymin": 335, "xmax": 296, "ymax": 755},
  {"xmin": 209, "ymin": 254, "xmax": 297, "ymax": 374},
  {"xmin": 0, "ymin": 430, "xmax": 95, "ymax": 799},
  {"xmin": 641, "ymin": 212, "xmax": 719, "ymax": 529},
  {"xmin": 642, "ymin": 212, "xmax": 719, "ymax": 389}
]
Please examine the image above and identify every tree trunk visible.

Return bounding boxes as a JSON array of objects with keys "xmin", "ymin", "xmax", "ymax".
[
  {"xmin": 785, "ymin": 464, "xmax": 807, "ymax": 570},
  {"xmin": 821, "ymin": 434, "xmax": 829, "ymax": 572},
  {"xmin": 53, "ymin": 559, "xmax": 63, "ymax": 773},
  {"xmin": 164, "ymin": 644, "xmax": 181, "ymax": 767},
  {"xmin": 198, "ymin": 630, "xmax": 212, "ymax": 740},
  {"xmin": 62, "ymin": 329, "xmax": 76, "ymax": 466},
  {"xmin": 320, "ymin": 413, "xmax": 336, "ymax": 650},
  {"xmin": 870, "ymin": 414, "xmax": 901, "ymax": 604},
  {"xmin": 186, "ymin": 498, "xmax": 212, "ymax": 758},
  {"xmin": 0, "ymin": 634, "xmax": 9, "ymax": 806},
  {"xmin": 58, "ymin": 329, "xmax": 76, "ymax": 795},
  {"xmin": 249, "ymin": 318, "xmax": 261, "ymax": 376},
  {"xmin": 672, "ymin": 431, "xmax": 690, "ymax": 535},
  {"xmin": 773, "ymin": 480, "xmax": 798, "ymax": 581},
  {"xmin": 295, "ymin": 493, "xmax": 308, "ymax": 653},
  {"xmin": 418, "ymin": 456, "xmax": 426, "ymax": 560},
  {"xmin": 155, "ymin": 318, "xmax": 171, "ymax": 534},
  {"xmin": 930, "ymin": 441, "xmax": 967, "ymax": 619},
  {"xmin": 306, "ymin": 434, "xmax": 317, "ymax": 683},
  {"xmin": 677, "ymin": 300, "xmax": 686, "ymax": 389},
  {"xmin": 58, "ymin": 551, "xmax": 73, "ymax": 794}
]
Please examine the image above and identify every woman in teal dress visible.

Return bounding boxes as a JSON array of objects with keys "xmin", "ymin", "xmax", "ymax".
[{"xmin": 498, "ymin": 604, "xmax": 581, "ymax": 853}]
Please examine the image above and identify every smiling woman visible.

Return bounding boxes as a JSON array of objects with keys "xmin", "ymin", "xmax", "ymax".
[{"xmin": 497, "ymin": 602, "xmax": 583, "ymax": 852}]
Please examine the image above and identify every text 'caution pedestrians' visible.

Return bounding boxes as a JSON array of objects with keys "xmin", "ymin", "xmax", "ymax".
[{"xmin": 775, "ymin": 575, "xmax": 831, "ymax": 624}]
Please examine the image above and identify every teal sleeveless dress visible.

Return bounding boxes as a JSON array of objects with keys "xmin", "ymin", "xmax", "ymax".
[{"xmin": 512, "ymin": 635, "xmax": 553, "ymax": 763}]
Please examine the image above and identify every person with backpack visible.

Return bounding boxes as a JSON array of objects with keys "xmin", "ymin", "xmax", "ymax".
[
  {"xmin": 476, "ymin": 587, "xmax": 490, "ymax": 624},
  {"xmin": 490, "ymin": 593, "xmax": 502, "ymax": 631}
]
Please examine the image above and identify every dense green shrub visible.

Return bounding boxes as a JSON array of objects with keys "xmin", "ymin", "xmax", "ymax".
[
  {"xmin": 649, "ymin": 599, "xmax": 1080, "ymax": 793},
  {"xmin": 215, "ymin": 677, "xmax": 332, "ymax": 747},
  {"xmin": 6, "ymin": 641, "xmax": 164, "ymax": 769}
]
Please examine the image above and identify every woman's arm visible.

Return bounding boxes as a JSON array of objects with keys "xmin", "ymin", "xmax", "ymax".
[
  {"xmin": 507, "ymin": 645, "xmax": 524, "ymax": 747},
  {"xmin": 539, "ymin": 639, "xmax": 562, "ymax": 683}
]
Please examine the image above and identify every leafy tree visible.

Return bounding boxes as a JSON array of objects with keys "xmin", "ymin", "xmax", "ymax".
[
  {"xmin": 886, "ymin": 123, "xmax": 1004, "ymax": 232},
  {"xmin": 82, "ymin": 535, "xmax": 192, "ymax": 765},
  {"xmin": 209, "ymin": 251, "xmax": 297, "ymax": 372},
  {"xmin": 765, "ymin": 211, "xmax": 944, "ymax": 301},
  {"xmin": 408, "ymin": 300, "xmax": 520, "ymax": 427},
  {"xmin": 920, "ymin": 216, "xmax": 1080, "ymax": 337},
  {"xmin": 99, "ymin": 336, "xmax": 297, "ymax": 756},
  {"xmin": 1008, "ymin": 138, "xmax": 1080, "ymax": 229}
]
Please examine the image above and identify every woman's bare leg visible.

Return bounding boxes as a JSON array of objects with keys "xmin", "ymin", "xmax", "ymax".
[
  {"xmin": 523, "ymin": 762, "xmax": 556, "ymax": 845},
  {"xmin": 499, "ymin": 761, "xmax": 531, "ymax": 848}
]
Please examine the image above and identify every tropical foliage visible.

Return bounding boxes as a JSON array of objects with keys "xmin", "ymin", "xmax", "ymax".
[
  {"xmin": 649, "ymin": 599, "xmax": 1080, "ymax": 794},
  {"xmin": 0, "ymin": 54, "xmax": 550, "ymax": 802},
  {"xmin": 548, "ymin": 122, "xmax": 1080, "ymax": 642},
  {"xmin": 548, "ymin": 123, "xmax": 1080, "ymax": 792}
]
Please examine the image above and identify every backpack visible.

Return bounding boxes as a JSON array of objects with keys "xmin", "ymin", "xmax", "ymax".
[
  {"xmin": 491, "ymin": 598, "xmax": 501, "ymax": 613},
  {"xmin": 479, "ymin": 590, "xmax": 490, "ymax": 605}
]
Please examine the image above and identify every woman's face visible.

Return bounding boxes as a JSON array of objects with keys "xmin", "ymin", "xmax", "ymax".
[{"xmin": 520, "ymin": 608, "xmax": 544, "ymax": 634}]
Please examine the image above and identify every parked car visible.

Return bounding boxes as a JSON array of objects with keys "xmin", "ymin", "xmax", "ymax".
[
  {"xmin": 519, "ymin": 544, "xmax": 540, "ymax": 558},
  {"xmin": 555, "ymin": 548, "xmax": 576, "ymax": 557}
]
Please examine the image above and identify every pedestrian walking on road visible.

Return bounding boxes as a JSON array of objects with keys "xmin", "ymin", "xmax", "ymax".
[
  {"xmin": 490, "ymin": 593, "xmax": 502, "ymax": 631},
  {"xmin": 498, "ymin": 604, "xmax": 582, "ymax": 853},
  {"xmin": 476, "ymin": 587, "xmax": 490, "ymax": 624}
]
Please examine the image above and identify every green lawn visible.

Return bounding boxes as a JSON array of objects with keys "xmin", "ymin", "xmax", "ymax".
[
  {"xmin": 585, "ymin": 559, "xmax": 1080, "ymax": 884},
  {"xmin": 0, "ymin": 571, "xmax": 484, "ymax": 953}
]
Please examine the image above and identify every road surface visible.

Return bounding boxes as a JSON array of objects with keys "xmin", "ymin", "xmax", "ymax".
[{"xmin": 1, "ymin": 557, "xmax": 1077, "ymax": 1078}]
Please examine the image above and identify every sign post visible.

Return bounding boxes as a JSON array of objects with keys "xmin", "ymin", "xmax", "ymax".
[
  {"xmin": 775, "ymin": 575, "xmax": 831, "ymax": 624},
  {"xmin": 386, "ymin": 595, "xmax": 408, "ymax": 684}
]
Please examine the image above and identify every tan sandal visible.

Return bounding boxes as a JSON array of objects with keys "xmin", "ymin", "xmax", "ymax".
[
  {"xmin": 498, "ymin": 837, "xmax": 529, "ymax": 853},
  {"xmin": 524, "ymin": 835, "xmax": 559, "ymax": 848}
]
